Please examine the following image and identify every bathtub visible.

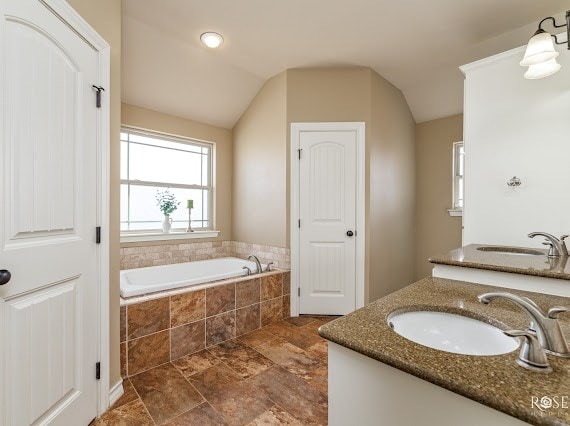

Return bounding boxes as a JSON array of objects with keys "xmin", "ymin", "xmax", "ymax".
[{"xmin": 120, "ymin": 257, "xmax": 266, "ymax": 297}]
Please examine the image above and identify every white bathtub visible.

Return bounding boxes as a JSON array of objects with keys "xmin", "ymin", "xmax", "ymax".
[{"xmin": 120, "ymin": 257, "xmax": 266, "ymax": 297}]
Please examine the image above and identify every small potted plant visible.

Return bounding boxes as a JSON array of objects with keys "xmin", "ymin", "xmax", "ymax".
[{"xmin": 156, "ymin": 189, "xmax": 179, "ymax": 233}]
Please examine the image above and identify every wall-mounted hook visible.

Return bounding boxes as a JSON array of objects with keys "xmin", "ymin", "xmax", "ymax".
[
  {"xmin": 92, "ymin": 85, "xmax": 105, "ymax": 108},
  {"xmin": 507, "ymin": 176, "xmax": 522, "ymax": 187}
]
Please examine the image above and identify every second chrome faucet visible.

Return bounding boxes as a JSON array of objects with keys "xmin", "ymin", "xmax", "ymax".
[{"xmin": 528, "ymin": 232, "xmax": 569, "ymax": 257}]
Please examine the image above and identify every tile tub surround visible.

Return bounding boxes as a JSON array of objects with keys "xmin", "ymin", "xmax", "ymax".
[
  {"xmin": 319, "ymin": 277, "xmax": 570, "ymax": 426},
  {"xmin": 429, "ymin": 244, "xmax": 570, "ymax": 281},
  {"xmin": 120, "ymin": 240, "xmax": 291, "ymax": 270},
  {"xmin": 231, "ymin": 241, "xmax": 291, "ymax": 270},
  {"xmin": 120, "ymin": 270, "xmax": 291, "ymax": 376},
  {"xmin": 120, "ymin": 241, "xmax": 231, "ymax": 270}
]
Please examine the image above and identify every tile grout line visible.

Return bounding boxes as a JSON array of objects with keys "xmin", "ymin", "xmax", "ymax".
[
  {"xmin": 236, "ymin": 321, "xmax": 283, "ymax": 350},
  {"xmin": 240, "ymin": 345, "xmax": 309, "ymax": 424},
  {"xmin": 241, "ymin": 327, "xmax": 330, "ymax": 414},
  {"xmin": 166, "ymin": 366, "xmax": 213, "ymax": 424},
  {"xmin": 211, "ymin": 339, "xmax": 275, "ymax": 378},
  {"xmin": 204, "ymin": 346, "xmax": 285, "ymax": 422},
  {"xmin": 125, "ymin": 327, "xmax": 171, "ymax": 376},
  {"xmin": 203, "ymin": 289, "xmax": 207, "ymax": 351},
  {"xmin": 127, "ymin": 377, "xmax": 157, "ymax": 426},
  {"xmin": 124, "ymin": 305, "xmax": 129, "ymax": 378},
  {"xmin": 168, "ymin": 295, "xmax": 172, "ymax": 364},
  {"xmin": 173, "ymin": 356, "xmax": 243, "ymax": 424},
  {"xmin": 128, "ymin": 360, "xmax": 173, "ymax": 380}
]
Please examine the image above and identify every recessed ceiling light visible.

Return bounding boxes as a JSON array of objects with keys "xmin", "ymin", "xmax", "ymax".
[{"xmin": 200, "ymin": 32, "xmax": 224, "ymax": 49}]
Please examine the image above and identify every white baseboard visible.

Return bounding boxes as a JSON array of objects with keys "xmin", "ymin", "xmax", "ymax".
[{"xmin": 109, "ymin": 379, "xmax": 124, "ymax": 407}]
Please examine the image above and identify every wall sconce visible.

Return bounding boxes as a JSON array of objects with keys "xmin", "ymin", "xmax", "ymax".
[{"xmin": 520, "ymin": 10, "xmax": 569, "ymax": 79}]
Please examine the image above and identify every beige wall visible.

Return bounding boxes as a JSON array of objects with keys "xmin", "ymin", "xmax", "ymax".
[
  {"xmin": 232, "ymin": 67, "xmax": 416, "ymax": 303},
  {"xmin": 368, "ymin": 70, "xmax": 416, "ymax": 301},
  {"xmin": 415, "ymin": 114, "xmax": 463, "ymax": 279},
  {"xmin": 286, "ymin": 67, "xmax": 372, "ymax": 251},
  {"xmin": 232, "ymin": 72, "xmax": 288, "ymax": 247},
  {"xmin": 286, "ymin": 68, "xmax": 372, "ymax": 122},
  {"xmin": 232, "ymin": 67, "xmax": 372, "ymax": 249},
  {"xmin": 121, "ymin": 104, "xmax": 233, "ymax": 245},
  {"xmin": 66, "ymin": 0, "xmax": 122, "ymax": 387}
]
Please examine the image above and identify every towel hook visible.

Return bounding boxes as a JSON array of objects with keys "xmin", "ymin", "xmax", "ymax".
[{"xmin": 507, "ymin": 176, "xmax": 522, "ymax": 187}]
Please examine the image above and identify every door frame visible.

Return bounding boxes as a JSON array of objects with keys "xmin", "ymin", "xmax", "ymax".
[
  {"xmin": 290, "ymin": 122, "xmax": 366, "ymax": 316},
  {"xmin": 42, "ymin": 0, "xmax": 111, "ymax": 416}
]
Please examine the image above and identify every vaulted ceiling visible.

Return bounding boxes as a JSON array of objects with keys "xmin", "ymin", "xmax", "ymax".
[{"xmin": 122, "ymin": 0, "xmax": 568, "ymax": 129}]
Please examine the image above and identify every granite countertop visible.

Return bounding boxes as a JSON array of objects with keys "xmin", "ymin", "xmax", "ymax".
[
  {"xmin": 319, "ymin": 277, "xmax": 570, "ymax": 426},
  {"xmin": 429, "ymin": 244, "xmax": 570, "ymax": 281}
]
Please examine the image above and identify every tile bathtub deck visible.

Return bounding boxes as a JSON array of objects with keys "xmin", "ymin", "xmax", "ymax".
[{"xmin": 95, "ymin": 316, "xmax": 338, "ymax": 426}]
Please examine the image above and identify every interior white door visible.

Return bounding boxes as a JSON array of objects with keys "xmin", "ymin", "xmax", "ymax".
[
  {"xmin": 0, "ymin": 0, "xmax": 101, "ymax": 424},
  {"xmin": 299, "ymin": 129, "xmax": 357, "ymax": 315}
]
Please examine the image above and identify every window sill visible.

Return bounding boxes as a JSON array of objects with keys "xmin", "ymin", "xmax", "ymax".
[
  {"xmin": 120, "ymin": 230, "xmax": 220, "ymax": 243},
  {"xmin": 447, "ymin": 208, "xmax": 463, "ymax": 217}
]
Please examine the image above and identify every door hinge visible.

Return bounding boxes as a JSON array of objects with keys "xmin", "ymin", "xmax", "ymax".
[
  {"xmin": 96, "ymin": 226, "xmax": 101, "ymax": 244},
  {"xmin": 298, "ymin": 148, "xmax": 303, "ymax": 159},
  {"xmin": 298, "ymin": 219, "xmax": 301, "ymax": 228},
  {"xmin": 95, "ymin": 362, "xmax": 101, "ymax": 380},
  {"xmin": 298, "ymin": 287, "xmax": 301, "ymax": 297},
  {"xmin": 92, "ymin": 85, "xmax": 105, "ymax": 108}
]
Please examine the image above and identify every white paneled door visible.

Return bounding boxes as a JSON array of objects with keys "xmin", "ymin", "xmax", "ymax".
[
  {"xmin": 0, "ymin": 0, "xmax": 103, "ymax": 424},
  {"xmin": 297, "ymin": 126, "xmax": 362, "ymax": 315}
]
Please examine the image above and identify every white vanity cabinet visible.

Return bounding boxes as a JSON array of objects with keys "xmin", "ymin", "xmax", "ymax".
[
  {"xmin": 432, "ymin": 264, "xmax": 570, "ymax": 297},
  {"xmin": 328, "ymin": 343, "xmax": 527, "ymax": 426},
  {"xmin": 460, "ymin": 37, "xmax": 570, "ymax": 248},
  {"xmin": 429, "ymin": 243, "xmax": 570, "ymax": 297}
]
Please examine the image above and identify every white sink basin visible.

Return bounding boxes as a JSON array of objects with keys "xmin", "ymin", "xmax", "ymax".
[
  {"xmin": 476, "ymin": 246, "xmax": 544, "ymax": 256},
  {"xmin": 388, "ymin": 311, "xmax": 519, "ymax": 356}
]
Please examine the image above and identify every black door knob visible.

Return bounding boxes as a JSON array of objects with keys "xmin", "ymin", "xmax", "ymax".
[
  {"xmin": 0, "ymin": 270, "xmax": 11, "ymax": 285},
  {"xmin": 346, "ymin": 230, "xmax": 354, "ymax": 237}
]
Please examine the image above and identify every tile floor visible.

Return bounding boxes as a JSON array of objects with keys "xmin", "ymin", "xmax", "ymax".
[{"xmin": 94, "ymin": 315, "xmax": 337, "ymax": 426}]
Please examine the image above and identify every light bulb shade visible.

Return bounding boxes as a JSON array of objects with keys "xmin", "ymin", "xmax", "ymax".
[
  {"xmin": 200, "ymin": 32, "xmax": 224, "ymax": 48},
  {"xmin": 524, "ymin": 58, "xmax": 562, "ymax": 79},
  {"xmin": 520, "ymin": 31, "xmax": 559, "ymax": 66}
]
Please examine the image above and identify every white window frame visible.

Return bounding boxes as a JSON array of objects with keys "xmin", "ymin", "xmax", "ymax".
[
  {"xmin": 448, "ymin": 141, "xmax": 464, "ymax": 217},
  {"xmin": 120, "ymin": 127, "xmax": 219, "ymax": 242}
]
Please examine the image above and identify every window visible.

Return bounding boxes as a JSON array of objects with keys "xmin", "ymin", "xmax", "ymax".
[
  {"xmin": 121, "ymin": 128, "xmax": 213, "ymax": 233},
  {"xmin": 449, "ymin": 141, "xmax": 464, "ymax": 216}
]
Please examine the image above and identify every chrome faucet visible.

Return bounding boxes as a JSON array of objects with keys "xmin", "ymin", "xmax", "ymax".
[
  {"xmin": 265, "ymin": 262, "xmax": 274, "ymax": 272},
  {"xmin": 247, "ymin": 255, "xmax": 262, "ymax": 274},
  {"xmin": 547, "ymin": 255, "xmax": 569, "ymax": 272},
  {"xmin": 478, "ymin": 292, "xmax": 570, "ymax": 357},
  {"xmin": 242, "ymin": 266, "xmax": 252, "ymax": 276},
  {"xmin": 503, "ymin": 329, "xmax": 552, "ymax": 373},
  {"xmin": 528, "ymin": 232, "xmax": 569, "ymax": 257}
]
